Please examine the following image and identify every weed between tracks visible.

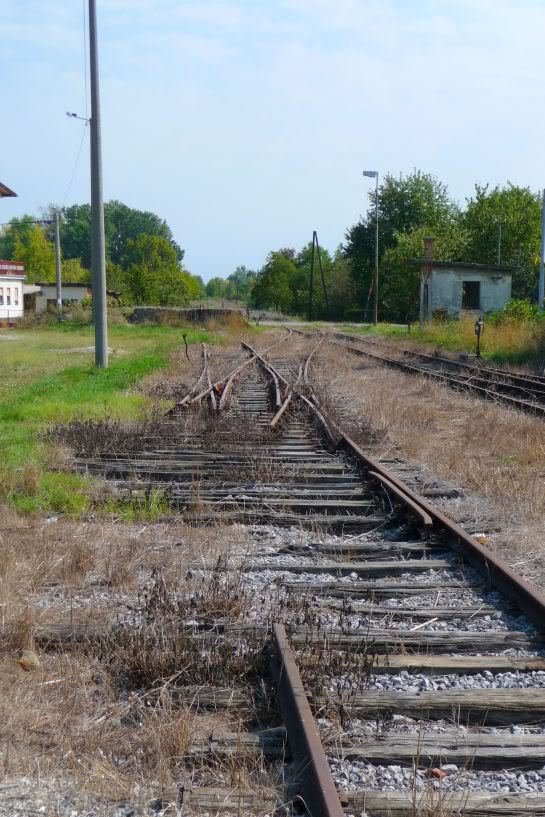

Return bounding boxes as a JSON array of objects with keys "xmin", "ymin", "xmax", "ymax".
[{"xmin": 0, "ymin": 518, "xmax": 289, "ymax": 813}]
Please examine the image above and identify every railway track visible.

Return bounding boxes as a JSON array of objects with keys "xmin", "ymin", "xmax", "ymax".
[
  {"xmin": 76, "ymin": 333, "xmax": 545, "ymax": 816},
  {"xmin": 301, "ymin": 328, "xmax": 545, "ymax": 419}
]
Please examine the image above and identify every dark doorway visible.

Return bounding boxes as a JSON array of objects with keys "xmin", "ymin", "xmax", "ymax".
[{"xmin": 462, "ymin": 281, "xmax": 481, "ymax": 309}]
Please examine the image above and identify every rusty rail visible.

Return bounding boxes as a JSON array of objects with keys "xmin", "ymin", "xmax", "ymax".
[
  {"xmin": 327, "ymin": 334, "xmax": 545, "ymax": 419},
  {"xmin": 169, "ymin": 333, "xmax": 293, "ymax": 414},
  {"xmin": 270, "ymin": 392, "xmax": 292, "ymax": 429},
  {"xmin": 272, "ymin": 623, "xmax": 345, "ymax": 817},
  {"xmin": 368, "ymin": 470, "xmax": 433, "ymax": 530},
  {"xmin": 284, "ymin": 329, "xmax": 545, "ymax": 629}
]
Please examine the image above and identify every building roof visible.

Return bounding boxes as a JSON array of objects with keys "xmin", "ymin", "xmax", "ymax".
[
  {"xmin": 37, "ymin": 281, "xmax": 91, "ymax": 288},
  {"xmin": 23, "ymin": 285, "xmax": 42, "ymax": 295},
  {"xmin": 0, "ymin": 182, "xmax": 17, "ymax": 198},
  {"xmin": 0, "ymin": 260, "xmax": 25, "ymax": 276},
  {"xmin": 406, "ymin": 259, "xmax": 515, "ymax": 274}
]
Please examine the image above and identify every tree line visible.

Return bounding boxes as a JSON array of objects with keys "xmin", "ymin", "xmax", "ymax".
[
  {"xmin": 2, "ymin": 173, "xmax": 542, "ymax": 320},
  {"xmin": 0, "ymin": 201, "xmax": 205, "ymax": 307},
  {"xmin": 216, "ymin": 171, "xmax": 544, "ymax": 322}
]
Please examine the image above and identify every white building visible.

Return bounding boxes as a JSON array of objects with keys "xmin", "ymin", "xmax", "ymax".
[
  {"xmin": 24, "ymin": 282, "xmax": 92, "ymax": 314},
  {"xmin": 0, "ymin": 260, "xmax": 25, "ymax": 324}
]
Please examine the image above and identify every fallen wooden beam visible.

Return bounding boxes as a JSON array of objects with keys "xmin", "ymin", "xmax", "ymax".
[{"xmin": 314, "ymin": 688, "xmax": 545, "ymax": 725}]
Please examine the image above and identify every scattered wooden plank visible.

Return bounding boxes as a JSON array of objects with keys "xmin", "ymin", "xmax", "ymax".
[
  {"xmin": 168, "ymin": 686, "xmax": 252, "ymax": 711},
  {"xmin": 312, "ymin": 601, "xmax": 499, "ymax": 619},
  {"xmin": 340, "ymin": 791, "xmax": 545, "ymax": 816},
  {"xmin": 179, "ymin": 786, "xmax": 278, "ymax": 813},
  {"xmin": 234, "ymin": 559, "xmax": 452, "ymax": 576},
  {"xmin": 314, "ymin": 688, "xmax": 545, "ymax": 725},
  {"xmin": 189, "ymin": 727, "xmax": 286, "ymax": 758},
  {"xmin": 372, "ymin": 654, "xmax": 545, "ymax": 674},
  {"xmin": 329, "ymin": 731, "xmax": 545, "ymax": 768},
  {"xmin": 287, "ymin": 627, "xmax": 537, "ymax": 652},
  {"xmin": 300, "ymin": 654, "xmax": 545, "ymax": 675},
  {"xmin": 284, "ymin": 580, "xmax": 471, "ymax": 598}
]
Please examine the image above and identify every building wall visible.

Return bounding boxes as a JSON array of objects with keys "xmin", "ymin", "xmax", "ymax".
[
  {"xmin": 0, "ymin": 277, "xmax": 24, "ymax": 321},
  {"xmin": 35, "ymin": 285, "xmax": 90, "ymax": 313},
  {"xmin": 430, "ymin": 268, "xmax": 512, "ymax": 315}
]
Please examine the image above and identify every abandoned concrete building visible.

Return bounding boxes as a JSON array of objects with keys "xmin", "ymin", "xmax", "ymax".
[
  {"xmin": 409, "ymin": 238, "xmax": 514, "ymax": 320},
  {"xmin": 423, "ymin": 261, "xmax": 513, "ymax": 317}
]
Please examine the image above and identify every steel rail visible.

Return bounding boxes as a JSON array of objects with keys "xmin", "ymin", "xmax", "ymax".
[
  {"xmin": 339, "ymin": 433, "xmax": 545, "ymax": 630},
  {"xmin": 302, "ymin": 336, "xmax": 323, "ymax": 383},
  {"xmin": 270, "ymin": 339, "xmax": 323, "ymax": 430},
  {"xmin": 270, "ymin": 392, "xmax": 292, "ymax": 429},
  {"xmin": 243, "ymin": 339, "xmax": 338, "ymax": 442},
  {"xmin": 368, "ymin": 470, "xmax": 433, "ymax": 530},
  {"xmin": 400, "ymin": 347, "xmax": 545, "ymax": 393},
  {"xmin": 327, "ymin": 334, "xmax": 545, "ymax": 418},
  {"xmin": 325, "ymin": 328, "xmax": 545, "ymax": 388},
  {"xmin": 323, "ymin": 327, "xmax": 545, "ymax": 402},
  {"xmin": 288, "ymin": 332, "xmax": 545, "ymax": 630},
  {"xmin": 272, "ymin": 623, "xmax": 345, "ymax": 817},
  {"xmin": 168, "ymin": 333, "xmax": 293, "ymax": 414}
]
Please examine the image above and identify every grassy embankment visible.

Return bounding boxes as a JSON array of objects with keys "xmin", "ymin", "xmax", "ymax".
[
  {"xmin": 0, "ymin": 322, "xmax": 213, "ymax": 516},
  {"xmin": 329, "ymin": 319, "xmax": 545, "ymax": 367}
]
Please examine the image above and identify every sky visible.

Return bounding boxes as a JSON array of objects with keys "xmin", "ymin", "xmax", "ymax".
[{"xmin": 1, "ymin": 0, "xmax": 545, "ymax": 281}]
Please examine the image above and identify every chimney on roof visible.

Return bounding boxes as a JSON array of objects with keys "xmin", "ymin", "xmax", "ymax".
[
  {"xmin": 420, "ymin": 237, "xmax": 435, "ymax": 328},
  {"xmin": 424, "ymin": 236, "xmax": 435, "ymax": 260}
]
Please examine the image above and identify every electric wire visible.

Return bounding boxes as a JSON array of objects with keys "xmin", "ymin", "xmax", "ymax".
[{"xmin": 60, "ymin": 0, "xmax": 90, "ymax": 210}]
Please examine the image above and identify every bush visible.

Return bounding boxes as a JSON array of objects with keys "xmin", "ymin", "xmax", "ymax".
[
  {"xmin": 344, "ymin": 307, "xmax": 368, "ymax": 323},
  {"xmin": 490, "ymin": 299, "xmax": 543, "ymax": 325}
]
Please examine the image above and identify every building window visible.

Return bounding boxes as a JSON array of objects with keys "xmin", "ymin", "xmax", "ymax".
[
  {"xmin": 0, "ymin": 288, "xmax": 3, "ymax": 305},
  {"xmin": 14, "ymin": 287, "xmax": 19, "ymax": 305},
  {"xmin": 5, "ymin": 288, "xmax": 10, "ymax": 306},
  {"xmin": 462, "ymin": 281, "xmax": 480, "ymax": 310}
]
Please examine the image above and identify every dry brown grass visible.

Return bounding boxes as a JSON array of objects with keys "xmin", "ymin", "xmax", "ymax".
[
  {"xmin": 311, "ymin": 342, "xmax": 545, "ymax": 587},
  {"xmin": 0, "ymin": 515, "xmax": 281, "ymax": 812}
]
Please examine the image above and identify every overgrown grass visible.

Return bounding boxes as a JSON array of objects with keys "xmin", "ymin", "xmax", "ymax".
[
  {"xmin": 0, "ymin": 322, "xmax": 212, "ymax": 515},
  {"xmin": 326, "ymin": 319, "xmax": 545, "ymax": 367}
]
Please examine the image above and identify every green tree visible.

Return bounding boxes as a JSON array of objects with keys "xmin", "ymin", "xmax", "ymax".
[
  {"xmin": 461, "ymin": 184, "xmax": 541, "ymax": 299},
  {"xmin": 328, "ymin": 253, "xmax": 358, "ymax": 320},
  {"xmin": 106, "ymin": 200, "xmax": 183, "ymax": 266},
  {"xmin": 13, "ymin": 225, "xmax": 55, "ymax": 283},
  {"xmin": 227, "ymin": 266, "xmax": 256, "ymax": 301},
  {"xmin": 191, "ymin": 275, "xmax": 207, "ymax": 299},
  {"xmin": 343, "ymin": 170, "xmax": 458, "ymax": 317},
  {"xmin": 62, "ymin": 257, "xmax": 90, "ymax": 283},
  {"xmin": 0, "ymin": 216, "xmax": 39, "ymax": 261},
  {"xmin": 206, "ymin": 277, "xmax": 228, "ymax": 298},
  {"xmin": 123, "ymin": 235, "xmax": 193, "ymax": 306},
  {"xmin": 50, "ymin": 204, "xmax": 92, "ymax": 268},
  {"xmin": 43, "ymin": 201, "xmax": 184, "ymax": 271},
  {"xmin": 379, "ymin": 223, "xmax": 469, "ymax": 321},
  {"xmin": 252, "ymin": 250, "xmax": 295, "ymax": 312}
]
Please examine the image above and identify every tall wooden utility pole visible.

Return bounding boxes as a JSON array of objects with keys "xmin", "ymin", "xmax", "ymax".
[{"xmin": 89, "ymin": 0, "xmax": 108, "ymax": 367}]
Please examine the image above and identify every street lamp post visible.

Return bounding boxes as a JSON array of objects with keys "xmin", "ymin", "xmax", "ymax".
[
  {"xmin": 537, "ymin": 190, "xmax": 545, "ymax": 312},
  {"xmin": 363, "ymin": 170, "xmax": 379, "ymax": 325}
]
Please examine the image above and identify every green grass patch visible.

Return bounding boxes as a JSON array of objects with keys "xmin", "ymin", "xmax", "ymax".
[
  {"xmin": 312, "ymin": 318, "xmax": 545, "ymax": 367},
  {"xmin": 0, "ymin": 321, "xmax": 214, "ymax": 516}
]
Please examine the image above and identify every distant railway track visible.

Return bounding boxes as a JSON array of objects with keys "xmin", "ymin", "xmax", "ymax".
[
  {"xmin": 299, "ymin": 327, "xmax": 545, "ymax": 419},
  {"xmin": 75, "ymin": 333, "xmax": 545, "ymax": 815}
]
